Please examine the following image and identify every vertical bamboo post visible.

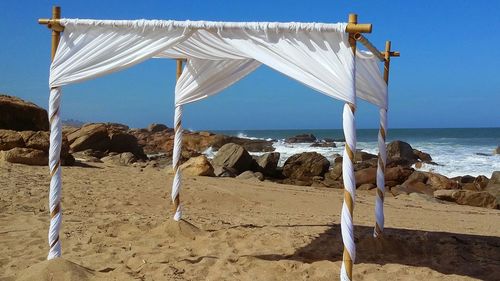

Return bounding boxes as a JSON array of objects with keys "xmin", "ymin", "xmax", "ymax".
[
  {"xmin": 383, "ymin": 41, "xmax": 391, "ymax": 84},
  {"xmin": 342, "ymin": 12, "xmax": 358, "ymax": 281},
  {"xmin": 176, "ymin": 59, "xmax": 183, "ymax": 80},
  {"xmin": 51, "ymin": 6, "xmax": 61, "ymax": 60}
]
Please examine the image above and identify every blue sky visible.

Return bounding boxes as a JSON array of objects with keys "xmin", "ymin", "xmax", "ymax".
[{"xmin": 1, "ymin": 0, "xmax": 499, "ymax": 130}]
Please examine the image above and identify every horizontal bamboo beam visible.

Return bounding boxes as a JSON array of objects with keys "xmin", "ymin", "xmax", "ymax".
[
  {"xmin": 38, "ymin": 18, "xmax": 64, "ymax": 31},
  {"xmin": 345, "ymin": 23, "xmax": 372, "ymax": 33},
  {"xmin": 353, "ymin": 33, "xmax": 385, "ymax": 61}
]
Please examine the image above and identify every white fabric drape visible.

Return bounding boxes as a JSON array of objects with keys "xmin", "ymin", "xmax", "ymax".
[
  {"xmin": 175, "ymin": 58, "xmax": 261, "ymax": 106},
  {"xmin": 50, "ymin": 20, "xmax": 193, "ymax": 87},
  {"xmin": 356, "ymin": 51, "xmax": 387, "ymax": 109}
]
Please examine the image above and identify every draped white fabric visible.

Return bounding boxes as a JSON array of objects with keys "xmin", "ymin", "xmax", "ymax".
[
  {"xmin": 50, "ymin": 20, "xmax": 193, "ymax": 87},
  {"xmin": 356, "ymin": 50, "xmax": 387, "ymax": 109},
  {"xmin": 175, "ymin": 58, "xmax": 261, "ymax": 106}
]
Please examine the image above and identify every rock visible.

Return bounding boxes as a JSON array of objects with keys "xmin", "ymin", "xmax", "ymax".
[
  {"xmin": 425, "ymin": 172, "xmax": 459, "ymax": 190},
  {"xmin": 413, "ymin": 149, "xmax": 432, "ymax": 162},
  {"xmin": 213, "ymin": 143, "xmax": 254, "ymax": 174},
  {"xmin": 354, "ymin": 158, "xmax": 378, "ymax": 171},
  {"xmin": 19, "ymin": 131, "xmax": 49, "ymax": 151},
  {"xmin": 214, "ymin": 166, "xmax": 238, "ymax": 177},
  {"xmin": 285, "ymin": 134, "xmax": 317, "ymax": 143},
  {"xmin": 386, "ymin": 140, "xmax": 418, "ymax": 165},
  {"xmin": 434, "ymin": 190, "xmax": 498, "ymax": 209},
  {"xmin": 68, "ymin": 123, "xmax": 110, "ymax": 152},
  {"xmin": 494, "ymin": 146, "xmax": 500, "ymax": 155},
  {"xmin": 254, "ymin": 152, "xmax": 280, "ymax": 176},
  {"xmin": 0, "ymin": 147, "xmax": 47, "ymax": 165},
  {"xmin": 282, "ymin": 152, "xmax": 330, "ymax": 185},
  {"xmin": 236, "ymin": 171, "xmax": 264, "ymax": 181},
  {"xmin": 310, "ymin": 141, "xmax": 336, "ymax": 148},
  {"xmin": 486, "ymin": 171, "xmax": 500, "ymax": 202},
  {"xmin": 0, "ymin": 129, "xmax": 24, "ymax": 150},
  {"xmin": 180, "ymin": 155, "xmax": 215, "ymax": 177},
  {"xmin": 0, "ymin": 95, "xmax": 49, "ymax": 131},
  {"xmin": 474, "ymin": 175, "xmax": 489, "ymax": 190},
  {"xmin": 148, "ymin": 123, "xmax": 169, "ymax": 132},
  {"xmin": 355, "ymin": 166, "xmax": 413, "ymax": 187},
  {"xmin": 73, "ymin": 149, "xmax": 104, "ymax": 163},
  {"xmin": 101, "ymin": 152, "xmax": 137, "ymax": 166},
  {"xmin": 109, "ymin": 132, "xmax": 146, "ymax": 159},
  {"xmin": 104, "ymin": 123, "xmax": 129, "ymax": 134},
  {"xmin": 354, "ymin": 151, "xmax": 377, "ymax": 162}
]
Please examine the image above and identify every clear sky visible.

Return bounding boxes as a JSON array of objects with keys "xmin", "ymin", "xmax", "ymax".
[{"xmin": 1, "ymin": 0, "xmax": 499, "ymax": 130}]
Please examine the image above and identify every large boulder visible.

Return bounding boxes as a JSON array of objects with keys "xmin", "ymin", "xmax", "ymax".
[
  {"xmin": 425, "ymin": 172, "xmax": 459, "ymax": 190},
  {"xmin": 285, "ymin": 134, "xmax": 317, "ymax": 143},
  {"xmin": 213, "ymin": 143, "xmax": 254, "ymax": 174},
  {"xmin": 354, "ymin": 151, "xmax": 377, "ymax": 162},
  {"xmin": 434, "ymin": 190, "xmax": 498, "ymax": 209},
  {"xmin": 494, "ymin": 146, "xmax": 500, "ymax": 155},
  {"xmin": 386, "ymin": 140, "xmax": 418, "ymax": 164},
  {"xmin": 282, "ymin": 152, "xmax": 330, "ymax": 184},
  {"xmin": 67, "ymin": 123, "xmax": 110, "ymax": 152},
  {"xmin": 236, "ymin": 171, "xmax": 264, "ymax": 181},
  {"xmin": 19, "ymin": 131, "xmax": 50, "ymax": 151},
  {"xmin": 180, "ymin": 155, "xmax": 215, "ymax": 177},
  {"xmin": 254, "ymin": 152, "xmax": 280, "ymax": 176},
  {"xmin": 0, "ymin": 129, "xmax": 24, "ymax": 150},
  {"xmin": 0, "ymin": 147, "xmax": 47, "ymax": 165},
  {"xmin": 0, "ymin": 95, "xmax": 49, "ymax": 131}
]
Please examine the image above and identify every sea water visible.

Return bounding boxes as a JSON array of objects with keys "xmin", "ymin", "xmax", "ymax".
[{"xmin": 208, "ymin": 128, "xmax": 500, "ymax": 178}]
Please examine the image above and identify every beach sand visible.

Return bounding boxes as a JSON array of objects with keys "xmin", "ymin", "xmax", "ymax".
[{"xmin": 1, "ymin": 162, "xmax": 499, "ymax": 281}]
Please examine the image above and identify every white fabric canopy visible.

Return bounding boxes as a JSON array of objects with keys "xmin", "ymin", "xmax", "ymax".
[{"xmin": 45, "ymin": 18, "xmax": 368, "ymax": 281}]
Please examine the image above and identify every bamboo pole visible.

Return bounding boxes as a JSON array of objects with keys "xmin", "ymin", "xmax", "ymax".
[
  {"xmin": 353, "ymin": 33, "xmax": 385, "ymax": 62},
  {"xmin": 50, "ymin": 7, "xmax": 61, "ymax": 60},
  {"xmin": 383, "ymin": 41, "xmax": 392, "ymax": 84},
  {"xmin": 176, "ymin": 59, "xmax": 183, "ymax": 80},
  {"xmin": 341, "ymin": 13, "xmax": 358, "ymax": 281}
]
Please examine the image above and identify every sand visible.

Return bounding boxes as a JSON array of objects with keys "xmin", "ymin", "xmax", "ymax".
[{"xmin": 0, "ymin": 161, "xmax": 499, "ymax": 281}]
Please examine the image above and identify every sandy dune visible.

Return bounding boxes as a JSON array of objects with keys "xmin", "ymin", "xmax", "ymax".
[{"xmin": 1, "ymin": 162, "xmax": 499, "ymax": 280}]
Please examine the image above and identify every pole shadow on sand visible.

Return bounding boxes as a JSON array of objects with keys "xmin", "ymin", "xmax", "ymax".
[{"xmin": 251, "ymin": 223, "xmax": 500, "ymax": 280}]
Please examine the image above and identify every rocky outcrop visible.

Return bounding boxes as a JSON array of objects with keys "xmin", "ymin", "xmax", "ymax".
[
  {"xmin": 180, "ymin": 155, "xmax": 215, "ymax": 177},
  {"xmin": 355, "ymin": 166, "xmax": 413, "ymax": 187},
  {"xmin": 282, "ymin": 152, "xmax": 330, "ymax": 185},
  {"xmin": 0, "ymin": 95, "xmax": 49, "ymax": 131},
  {"xmin": 434, "ymin": 190, "xmax": 498, "ymax": 209},
  {"xmin": 285, "ymin": 134, "xmax": 317, "ymax": 143},
  {"xmin": 355, "ymin": 151, "xmax": 377, "ymax": 162},
  {"xmin": 254, "ymin": 152, "xmax": 280, "ymax": 176},
  {"xmin": 213, "ymin": 143, "xmax": 255, "ymax": 175},
  {"xmin": 67, "ymin": 123, "xmax": 145, "ymax": 159},
  {"xmin": 494, "ymin": 146, "xmax": 500, "ymax": 155}
]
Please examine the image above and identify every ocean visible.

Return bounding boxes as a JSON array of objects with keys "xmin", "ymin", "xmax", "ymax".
[{"xmin": 210, "ymin": 128, "xmax": 500, "ymax": 178}]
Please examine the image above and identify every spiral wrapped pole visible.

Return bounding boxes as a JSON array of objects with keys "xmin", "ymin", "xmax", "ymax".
[
  {"xmin": 171, "ymin": 59, "xmax": 184, "ymax": 221},
  {"xmin": 340, "ymin": 13, "xmax": 358, "ymax": 281},
  {"xmin": 171, "ymin": 104, "xmax": 183, "ymax": 221},
  {"xmin": 373, "ymin": 108, "xmax": 387, "ymax": 237}
]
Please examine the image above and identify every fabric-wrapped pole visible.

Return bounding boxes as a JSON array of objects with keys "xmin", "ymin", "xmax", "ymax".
[
  {"xmin": 340, "ymin": 103, "xmax": 357, "ymax": 281},
  {"xmin": 374, "ymin": 108, "xmax": 387, "ymax": 237},
  {"xmin": 47, "ymin": 87, "xmax": 63, "ymax": 259},
  {"xmin": 171, "ymin": 105, "xmax": 183, "ymax": 221}
]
